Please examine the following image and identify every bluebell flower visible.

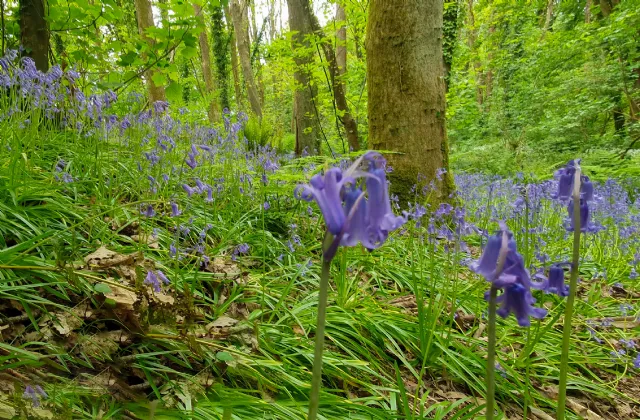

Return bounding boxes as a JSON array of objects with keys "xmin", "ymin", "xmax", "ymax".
[
  {"xmin": 294, "ymin": 152, "xmax": 405, "ymax": 260},
  {"xmin": 619, "ymin": 338, "xmax": 636, "ymax": 350},
  {"xmin": 472, "ymin": 223, "xmax": 547, "ymax": 326},
  {"xmin": 170, "ymin": 243, "xmax": 177, "ymax": 257},
  {"xmin": 567, "ymin": 198, "xmax": 591, "ymax": 232},
  {"xmin": 495, "ymin": 282, "xmax": 548, "ymax": 327},
  {"xmin": 23, "ymin": 385, "xmax": 47, "ymax": 407},
  {"xmin": 156, "ymin": 270, "xmax": 170, "ymax": 286},
  {"xmin": 145, "ymin": 270, "xmax": 161, "ymax": 292},
  {"xmin": 263, "ymin": 201, "xmax": 270, "ymax": 210},
  {"xmin": 170, "ymin": 202, "xmax": 181, "ymax": 217},
  {"xmin": 182, "ymin": 184, "xmax": 197, "ymax": 197},
  {"xmin": 634, "ymin": 353, "xmax": 640, "ymax": 369},
  {"xmin": 142, "ymin": 204, "xmax": 156, "ymax": 218},
  {"xmin": 542, "ymin": 263, "xmax": 570, "ymax": 297}
]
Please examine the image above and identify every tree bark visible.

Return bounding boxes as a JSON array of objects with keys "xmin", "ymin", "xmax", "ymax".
[
  {"xmin": 296, "ymin": 0, "xmax": 359, "ymax": 152},
  {"xmin": 223, "ymin": 3, "xmax": 244, "ymax": 110},
  {"xmin": 287, "ymin": 0, "xmax": 320, "ymax": 155},
  {"xmin": 19, "ymin": 0, "xmax": 49, "ymax": 72},
  {"xmin": 134, "ymin": 0, "xmax": 166, "ymax": 104},
  {"xmin": 543, "ymin": 0, "xmax": 554, "ymax": 32},
  {"xmin": 366, "ymin": 0, "xmax": 454, "ymax": 204},
  {"xmin": 585, "ymin": 0, "xmax": 592, "ymax": 23},
  {"xmin": 230, "ymin": 0, "xmax": 262, "ymax": 119},
  {"xmin": 193, "ymin": 3, "xmax": 221, "ymax": 123},
  {"xmin": 334, "ymin": 3, "xmax": 359, "ymax": 151}
]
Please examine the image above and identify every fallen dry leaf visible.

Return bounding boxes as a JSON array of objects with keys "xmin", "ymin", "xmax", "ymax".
[
  {"xmin": 566, "ymin": 398, "xmax": 602, "ymax": 420},
  {"xmin": 104, "ymin": 283, "xmax": 138, "ymax": 310},
  {"xmin": 206, "ymin": 316, "xmax": 239, "ymax": 330},
  {"xmin": 85, "ymin": 246, "xmax": 136, "ymax": 269}
]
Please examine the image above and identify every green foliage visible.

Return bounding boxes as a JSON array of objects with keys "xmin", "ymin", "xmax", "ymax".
[
  {"xmin": 448, "ymin": 0, "xmax": 640, "ymax": 179},
  {"xmin": 243, "ymin": 115, "xmax": 272, "ymax": 150}
]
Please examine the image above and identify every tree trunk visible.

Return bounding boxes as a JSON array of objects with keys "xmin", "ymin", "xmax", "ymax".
[
  {"xmin": 19, "ymin": 0, "xmax": 49, "ymax": 72},
  {"xmin": 334, "ymin": 3, "xmax": 359, "ymax": 151},
  {"xmin": 193, "ymin": 3, "xmax": 221, "ymax": 123},
  {"xmin": 287, "ymin": 0, "xmax": 320, "ymax": 155},
  {"xmin": 134, "ymin": 0, "xmax": 166, "ymax": 104},
  {"xmin": 366, "ymin": 0, "xmax": 454, "ymax": 204},
  {"xmin": 223, "ymin": 3, "xmax": 244, "ymax": 110},
  {"xmin": 585, "ymin": 0, "xmax": 592, "ymax": 23},
  {"xmin": 543, "ymin": 0, "xmax": 554, "ymax": 32},
  {"xmin": 295, "ymin": 0, "xmax": 359, "ymax": 152},
  {"xmin": 210, "ymin": 4, "xmax": 230, "ymax": 111},
  {"xmin": 230, "ymin": 0, "xmax": 262, "ymax": 119},
  {"xmin": 467, "ymin": 0, "xmax": 483, "ymax": 106}
]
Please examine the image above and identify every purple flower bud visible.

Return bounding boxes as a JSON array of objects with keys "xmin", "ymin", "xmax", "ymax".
[
  {"xmin": 170, "ymin": 202, "xmax": 181, "ymax": 217},
  {"xmin": 142, "ymin": 204, "xmax": 156, "ymax": 218},
  {"xmin": 543, "ymin": 263, "xmax": 570, "ymax": 297},
  {"xmin": 144, "ymin": 270, "xmax": 161, "ymax": 292},
  {"xmin": 494, "ymin": 283, "xmax": 548, "ymax": 327},
  {"xmin": 567, "ymin": 198, "xmax": 590, "ymax": 233},
  {"xmin": 156, "ymin": 270, "xmax": 170, "ymax": 285}
]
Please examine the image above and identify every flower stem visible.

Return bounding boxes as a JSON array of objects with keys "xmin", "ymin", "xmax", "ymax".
[
  {"xmin": 486, "ymin": 285, "xmax": 498, "ymax": 420},
  {"xmin": 308, "ymin": 258, "xmax": 332, "ymax": 420},
  {"xmin": 557, "ymin": 171, "xmax": 582, "ymax": 420}
]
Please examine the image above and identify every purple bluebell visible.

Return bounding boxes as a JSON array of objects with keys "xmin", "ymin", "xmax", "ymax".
[
  {"xmin": 263, "ymin": 201, "xmax": 270, "ymax": 210},
  {"xmin": 170, "ymin": 202, "xmax": 181, "ymax": 217},
  {"xmin": 295, "ymin": 167, "xmax": 349, "ymax": 235},
  {"xmin": 185, "ymin": 153, "xmax": 198, "ymax": 170},
  {"xmin": 156, "ymin": 270, "xmax": 170, "ymax": 285},
  {"xmin": 170, "ymin": 243, "xmax": 177, "ymax": 257},
  {"xmin": 144, "ymin": 270, "xmax": 161, "ymax": 292},
  {"xmin": 543, "ymin": 263, "xmax": 570, "ymax": 297},
  {"xmin": 295, "ymin": 152, "xmax": 405, "ymax": 260},
  {"xmin": 182, "ymin": 184, "xmax": 197, "ymax": 197},
  {"xmin": 495, "ymin": 282, "xmax": 548, "ymax": 327},
  {"xmin": 634, "ymin": 354, "xmax": 640, "ymax": 369},
  {"xmin": 23, "ymin": 385, "xmax": 47, "ymax": 407},
  {"xmin": 567, "ymin": 198, "xmax": 590, "ymax": 232},
  {"xmin": 142, "ymin": 204, "xmax": 156, "ymax": 218}
]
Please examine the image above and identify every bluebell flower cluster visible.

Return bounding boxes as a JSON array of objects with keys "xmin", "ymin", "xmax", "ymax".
[
  {"xmin": 23, "ymin": 385, "xmax": 47, "ymax": 407},
  {"xmin": 144, "ymin": 269, "xmax": 170, "ymax": 292},
  {"xmin": 294, "ymin": 152, "xmax": 406, "ymax": 260},
  {"xmin": 471, "ymin": 224, "xmax": 547, "ymax": 326}
]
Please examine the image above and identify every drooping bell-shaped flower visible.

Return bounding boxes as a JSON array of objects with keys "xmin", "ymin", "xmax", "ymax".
[
  {"xmin": 495, "ymin": 283, "xmax": 548, "ymax": 327},
  {"xmin": 295, "ymin": 167, "xmax": 349, "ymax": 235},
  {"xmin": 340, "ymin": 187, "xmax": 370, "ymax": 248},
  {"xmin": 543, "ymin": 263, "xmax": 570, "ymax": 297},
  {"xmin": 294, "ymin": 151, "xmax": 405, "ymax": 261},
  {"xmin": 365, "ymin": 155, "xmax": 406, "ymax": 245},
  {"xmin": 470, "ymin": 227, "xmax": 517, "ymax": 281},
  {"xmin": 581, "ymin": 176, "xmax": 594, "ymax": 202},
  {"xmin": 567, "ymin": 198, "xmax": 590, "ymax": 232}
]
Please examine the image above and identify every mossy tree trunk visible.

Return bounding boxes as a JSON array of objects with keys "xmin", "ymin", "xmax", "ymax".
[
  {"xmin": 223, "ymin": 3, "xmax": 245, "ymax": 110},
  {"xmin": 230, "ymin": 0, "xmax": 262, "ymax": 119},
  {"xmin": 287, "ymin": 0, "xmax": 320, "ymax": 155},
  {"xmin": 134, "ymin": 0, "xmax": 166, "ymax": 104},
  {"xmin": 193, "ymin": 3, "xmax": 221, "ymax": 123},
  {"xmin": 19, "ymin": 0, "xmax": 49, "ymax": 72},
  {"xmin": 366, "ymin": 0, "xmax": 454, "ymax": 205}
]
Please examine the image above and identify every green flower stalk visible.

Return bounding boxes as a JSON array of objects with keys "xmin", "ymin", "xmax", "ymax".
[
  {"xmin": 556, "ymin": 162, "xmax": 584, "ymax": 419},
  {"xmin": 295, "ymin": 152, "xmax": 406, "ymax": 420}
]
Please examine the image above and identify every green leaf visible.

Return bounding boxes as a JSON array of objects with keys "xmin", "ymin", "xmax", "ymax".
[
  {"xmin": 165, "ymin": 82, "xmax": 183, "ymax": 102},
  {"xmin": 151, "ymin": 72, "xmax": 168, "ymax": 87},
  {"xmin": 94, "ymin": 283, "xmax": 112, "ymax": 295},
  {"xmin": 181, "ymin": 46, "xmax": 198, "ymax": 59},
  {"xmin": 216, "ymin": 351, "xmax": 234, "ymax": 362}
]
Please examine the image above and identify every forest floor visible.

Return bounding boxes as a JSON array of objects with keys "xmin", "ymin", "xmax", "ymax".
[{"xmin": 1, "ymin": 103, "xmax": 640, "ymax": 419}]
